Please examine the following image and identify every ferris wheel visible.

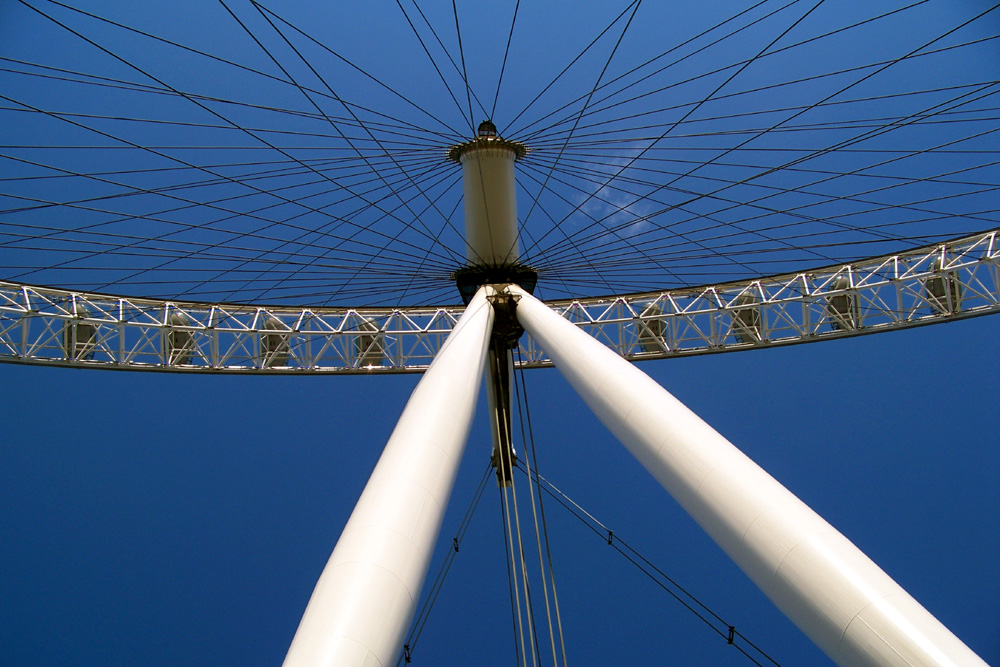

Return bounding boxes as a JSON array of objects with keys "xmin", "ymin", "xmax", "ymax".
[{"xmin": 1, "ymin": 1, "xmax": 998, "ymax": 666}]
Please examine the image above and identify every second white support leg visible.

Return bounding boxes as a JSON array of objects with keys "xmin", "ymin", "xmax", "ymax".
[{"xmin": 509, "ymin": 284, "xmax": 986, "ymax": 667}]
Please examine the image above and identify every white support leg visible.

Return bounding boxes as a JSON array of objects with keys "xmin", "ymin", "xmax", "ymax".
[
  {"xmin": 508, "ymin": 285, "xmax": 987, "ymax": 667},
  {"xmin": 283, "ymin": 287, "xmax": 495, "ymax": 667}
]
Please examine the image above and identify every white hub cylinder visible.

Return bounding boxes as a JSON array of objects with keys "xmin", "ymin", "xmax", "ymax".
[
  {"xmin": 508, "ymin": 284, "xmax": 987, "ymax": 667},
  {"xmin": 454, "ymin": 136, "xmax": 523, "ymax": 266}
]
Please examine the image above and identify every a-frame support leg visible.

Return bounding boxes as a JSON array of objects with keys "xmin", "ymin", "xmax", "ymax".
[
  {"xmin": 509, "ymin": 284, "xmax": 986, "ymax": 667},
  {"xmin": 283, "ymin": 287, "xmax": 495, "ymax": 667}
]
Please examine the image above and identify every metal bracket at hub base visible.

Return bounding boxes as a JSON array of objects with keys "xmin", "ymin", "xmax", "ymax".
[
  {"xmin": 453, "ymin": 264, "xmax": 537, "ymax": 305},
  {"xmin": 487, "ymin": 289, "xmax": 524, "ymax": 351},
  {"xmin": 484, "ymin": 286, "xmax": 527, "ymax": 487}
]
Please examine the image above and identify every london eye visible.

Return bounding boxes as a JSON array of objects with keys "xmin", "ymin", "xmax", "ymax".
[{"xmin": 1, "ymin": 2, "xmax": 998, "ymax": 665}]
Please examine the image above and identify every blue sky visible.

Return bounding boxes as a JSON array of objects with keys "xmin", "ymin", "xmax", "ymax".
[
  {"xmin": 1, "ymin": 314, "xmax": 997, "ymax": 665},
  {"xmin": 1, "ymin": 1, "xmax": 998, "ymax": 665}
]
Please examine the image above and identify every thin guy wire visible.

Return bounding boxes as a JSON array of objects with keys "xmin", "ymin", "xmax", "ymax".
[
  {"xmin": 521, "ymin": 466, "xmax": 783, "ymax": 667},
  {"xmin": 513, "ymin": 352, "xmax": 568, "ymax": 667},
  {"xmin": 396, "ymin": 463, "xmax": 493, "ymax": 666},
  {"xmin": 500, "ymin": 482, "xmax": 530, "ymax": 667}
]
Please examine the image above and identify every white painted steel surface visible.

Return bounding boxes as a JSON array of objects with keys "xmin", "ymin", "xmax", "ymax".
[
  {"xmin": 509, "ymin": 284, "xmax": 988, "ymax": 667},
  {"xmin": 282, "ymin": 287, "xmax": 494, "ymax": 667},
  {"xmin": 459, "ymin": 143, "xmax": 520, "ymax": 266}
]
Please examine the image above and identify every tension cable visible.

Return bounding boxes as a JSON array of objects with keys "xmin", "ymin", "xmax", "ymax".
[
  {"xmin": 396, "ymin": 462, "xmax": 492, "ymax": 666},
  {"xmin": 519, "ymin": 465, "xmax": 785, "ymax": 667}
]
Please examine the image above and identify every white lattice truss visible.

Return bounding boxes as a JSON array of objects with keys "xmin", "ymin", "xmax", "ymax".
[{"xmin": 1, "ymin": 230, "xmax": 997, "ymax": 374}]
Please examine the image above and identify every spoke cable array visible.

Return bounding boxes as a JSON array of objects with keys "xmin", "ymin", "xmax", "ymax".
[{"xmin": 1, "ymin": 2, "xmax": 997, "ymax": 305}]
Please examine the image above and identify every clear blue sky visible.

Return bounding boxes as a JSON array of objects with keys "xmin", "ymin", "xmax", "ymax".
[
  {"xmin": 1, "ymin": 1, "xmax": 998, "ymax": 665},
  {"xmin": 1, "ymin": 316, "xmax": 997, "ymax": 665}
]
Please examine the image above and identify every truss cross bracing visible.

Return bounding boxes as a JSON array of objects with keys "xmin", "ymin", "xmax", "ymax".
[{"xmin": 1, "ymin": 230, "xmax": 996, "ymax": 373}]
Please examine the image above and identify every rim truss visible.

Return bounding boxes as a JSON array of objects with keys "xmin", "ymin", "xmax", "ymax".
[{"xmin": 0, "ymin": 231, "xmax": 996, "ymax": 374}]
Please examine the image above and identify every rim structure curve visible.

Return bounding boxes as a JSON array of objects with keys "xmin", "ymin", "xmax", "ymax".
[{"xmin": 0, "ymin": 229, "xmax": 997, "ymax": 373}]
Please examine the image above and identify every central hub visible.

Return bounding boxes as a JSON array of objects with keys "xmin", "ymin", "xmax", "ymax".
[
  {"xmin": 448, "ymin": 120, "xmax": 527, "ymax": 267},
  {"xmin": 452, "ymin": 263, "xmax": 537, "ymax": 305},
  {"xmin": 449, "ymin": 121, "xmax": 534, "ymax": 303}
]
